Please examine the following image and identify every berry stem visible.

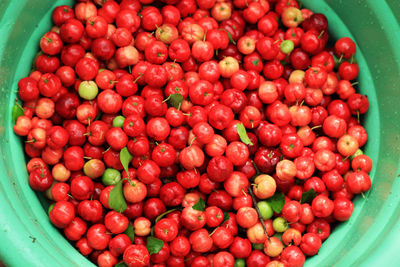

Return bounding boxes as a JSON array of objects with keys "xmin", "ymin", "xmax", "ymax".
[{"xmin": 248, "ymin": 186, "xmax": 270, "ymax": 241}]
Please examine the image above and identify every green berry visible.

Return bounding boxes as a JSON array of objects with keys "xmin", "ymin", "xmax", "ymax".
[
  {"xmin": 234, "ymin": 258, "xmax": 246, "ymax": 267},
  {"xmin": 252, "ymin": 243, "xmax": 264, "ymax": 250},
  {"xmin": 79, "ymin": 81, "xmax": 98, "ymax": 100},
  {"xmin": 113, "ymin": 115, "xmax": 125, "ymax": 128},
  {"xmin": 280, "ymin": 40, "xmax": 295, "ymax": 54},
  {"xmin": 350, "ymin": 148, "xmax": 363, "ymax": 160},
  {"xmin": 273, "ymin": 217, "xmax": 289, "ymax": 232},
  {"xmin": 102, "ymin": 168, "xmax": 121, "ymax": 186},
  {"xmin": 257, "ymin": 201, "xmax": 274, "ymax": 220}
]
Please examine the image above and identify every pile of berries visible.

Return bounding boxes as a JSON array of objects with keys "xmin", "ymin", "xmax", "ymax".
[{"xmin": 12, "ymin": 0, "xmax": 372, "ymax": 266}]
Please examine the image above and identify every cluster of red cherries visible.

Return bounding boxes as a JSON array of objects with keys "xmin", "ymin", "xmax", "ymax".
[{"xmin": 12, "ymin": 0, "xmax": 373, "ymax": 266}]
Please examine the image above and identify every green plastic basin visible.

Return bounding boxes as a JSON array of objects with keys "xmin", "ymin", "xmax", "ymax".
[{"xmin": 1, "ymin": 0, "xmax": 400, "ymax": 266}]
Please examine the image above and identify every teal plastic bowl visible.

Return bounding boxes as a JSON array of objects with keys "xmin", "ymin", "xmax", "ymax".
[{"xmin": 1, "ymin": 0, "xmax": 400, "ymax": 266}]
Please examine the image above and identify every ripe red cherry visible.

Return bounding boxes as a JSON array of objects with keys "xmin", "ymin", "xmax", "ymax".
[
  {"xmin": 208, "ymin": 104, "xmax": 234, "ymax": 130},
  {"xmin": 312, "ymin": 195, "xmax": 334, "ymax": 218},
  {"xmin": 40, "ymin": 31, "xmax": 63, "ymax": 55},
  {"xmin": 300, "ymin": 233, "xmax": 322, "ymax": 256},
  {"xmin": 104, "ymin": 211, "xmax": 129, "ymax": 234},
  {"xmin": 60, "ymin": 19, "xmax": 84, "ymax": 44},
  {"xmin": 211, "ymin": 226, "xmax": 234, "ymax": 249},
  {"xmin": 170, "ymin": 236, "xmax": 190, "ymax": 257},
  {"xmin": 91, "ymin": 38, "xmax": 116, "ymax": 61},
  {"xmin": 52, "ymin": 5, "xmax": 75, "ymax": 26},
  {"xmin": 109, "ymin": 234, "xmax": 131, "ymax": 257},
  {"xmin": 150, "ymin": 242, "xmax": 170, "ymax": 263},
  {"xmin": 280, "ymin": 246, "xmax": 305, "ymax": 267},
  {"xmin": 146, "ymin": 117, "xmax": 171, "ymax": 141},
  {"xmin": 346, "ymin": 171, "xmax": 371, "ymax": 194},
  {"xmin": 347, "ymin": 93, "xmax": 370, "ymax": 115},
  {"xmin": 225, "ymin": 141, "xmax": 249, "ymax": 166},
  {"xmin": 123, "ymin": 244, "xmax": 150, "ymax": 267},
  {"xmin": 143, "ymin": 198, "xmax": 166, "ymax": 221},
  {"xmin": 239, "ymin": 106, "xmax": 261, "ymax": 129},
  {"xmin": 323, "ymin": 115, "xmax": 347, "ymax": 138},
  {"xmin": 192, "ymin": 122, "xmax": 214, "ymax": 144},
  {"xmin": 305, "ymin": 66, "xmax": 327, "ymax": 88},
  {"xmin": 160, "ymin": 182, "xmax": 186, "ymax": 207},
  {"xmin": 352, "ymin": 154, "xmax": 372, "ymax": 173},
  {"xmin": 177, "ymin": 169, "xmax": 200, "ymax": 189},
  {"xmin": 137, "ymin": 160, "xmax": 160, "ymax": 185},
  {"xmin": 224, "ymin": 171, "xmax": 249, "ymax": 197},
  {"xmin": 115, "ymin": 10, "xmax": 141, "ymax": 33},
  {"xmin": 207, "ymin": 156, "xmax": 233, "ymax": 182},
  {"xmin": 266, "ymin": 100, "xmax": 291, "ymax": 126},
  {"xmin": 70, "ymin": 175, "xmax": 94, "ymax": 201},
  {"xmin": 213, "ymin": 251, "xmax": 235, "ymax": 267},
  {"xmin": 51, "ymin": 182, "xmax": 70, "ymax": 202},
  {"xmin": 189, "ymin": 80, "xmax": 214, "ymax": 106},
  {"xmin": 49, "ymin": 200, "xmax": 75, "ymax": 228},
  {"xmin": 75, "ymin": 57, "xmax": 99, "ymax": 81},
  {"xmin": 314, "ymin": 149, "xmax": 336, "ymax": 172},
  {"xmin": 282, "ymin": 200, "xmax": 302, "ymax": 223},
  {"xmin": 155, "ymin": 218, "xmax": 179, "ymax": 242},
  {"xmin": 152, "ymin": 143, "xmax": 176, "ymax": 168},
  {"xmin": 181, "ymin": 206, "xmax": 206, "ymax": 231},
  {"xmin": 189, "ymin": 229, "xmax": 213, "ymax": 253},
  {"xmin": 97, "ymin": 89, "xmax": 123, "ymax": 114},
  {"xmin": 64, "ymin": 146, "xmax": 85, "ymax": 171},
  {"xmin": 254, "ymin": 147, "xmax": 281, "ymax": 174},
  {"xmin": 338, "ymin": 61, "xmax": 359, "ymax": 80},
  {"xmin": 77, "ymin": 199, "xmax": 103, "ymax": 223},
  {"xmin": 64, "ymin": 217, "xmax": 87, "ymax": 241},
  {"xmin": 258, "ymin": 123, "xmax": 282, "ymax": 147},
  {"xmin": 236, "ymin": 207, "xmax": 258, "ymax": 228},
  {"xmin": 335, "ymin": 37, "xmax": 356, "ymax": 59},
  {"xmin": 205, "ymin": 206, "xmax": 224, "ymax": 228},
  {"xmin": 280, "ymin": 134, "xmax": 304, "ymax": 158},
  {"xmin": 86, "ymin": 16, "xmax": 107, "ymax": 38},
  {"xmin": 18, "ymin": 77, "xmax": 39, "ymax": 102},
  {"xmin": 333, "ymin": 197, "xmax": 354, "ymax": 221},
  {"xmin": 105, "ymin": 127, "xmax": 128, "ymax": 150}
]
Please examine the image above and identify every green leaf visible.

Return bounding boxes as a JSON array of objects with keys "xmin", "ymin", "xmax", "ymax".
[
  {"xmin": 236, "ymin": 123, "xmax": 254, "ymax": 146},
  {"xmin": 280, "ymin": 60, "xmax": 289, "ymax": 66},
  {"xmin": 221, "ymin": 29, "xmax": 236, "ymax": 45},
  {"xmin": 124, "ymin": 222, "xmax": 135, "ymax": 242},
  {"xmin": 12, "ymin": 103, "xmax": 24, "ymax": 122},
  {"xmin": 295, "ymin": 178, "xmax": 303, "ymax": 185},
  {"xmin": 252, "ymin": 59, "xmax": 259, "ymax": 66},
  {"xmin": 120, "ymin": 147, "xmax": 133, "ymax": 177},
  {"xmin": 222, "ymin": 212, "xmax": 230, "ymax": 224},
  {"xmin": 266, "ymin": 192, "xmax": 285, "ymax": 214},
  {"xmin": 115, "ymin": 262, "xmax": 128, "ymax": 267},
  {"xmin": 192, "ymin": 197, "xmax": 205, "ymax": 211},
  {"xmin": 300, "ymin": 189, "xmax": 317, "ymax": 204},
  {"xmin": 108, "ymin": 180, "xmax": 127, "ymax": 213},
  {"xmin": 167, "ymin": 93, "xmax": 183, "ymax": 110},
  {"xmin": 155, "ymin": 208, "xmax": 179, "ymax": 223},
  {"xmin": 146, "ymin": 236, "xmax": 164, "ymax": 255},
  {"xmin": 94, "ymin": 111, "xmax": 103, "ymax": 121}
]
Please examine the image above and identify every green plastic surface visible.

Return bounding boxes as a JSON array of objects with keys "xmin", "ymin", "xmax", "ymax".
[{"xmin": 0, "ymin": 0, "xmax": 400, "ymax": 266}]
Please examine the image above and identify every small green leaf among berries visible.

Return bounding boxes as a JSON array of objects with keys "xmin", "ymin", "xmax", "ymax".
[
  {"xmin": 146, "ymin": 236, "xmax": 164, "ymax": 255},
  {"xmin": 300, "ymin": 189, "xmax": 317, "ymax": 204},
  {"xmin": 108, "ymin": 180, "xmax": 127, "ymax": 213},
  {"xmin": 236, "ymin": 123, "xmax": 254, "ymax": 146},
  {"xmin": 120, "ymin": 147, "xmax": 133, "ymax": 177},
  {"xmin": 266, "ymin": 192, "xmax": 285, "ymax": 214},
  {"xmin": 192, "ymin": 197, "xmax": 206, "ymax": 211}
]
